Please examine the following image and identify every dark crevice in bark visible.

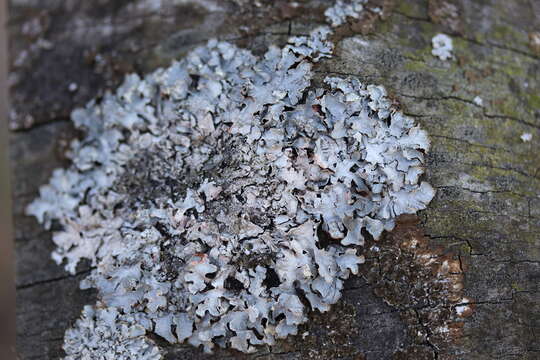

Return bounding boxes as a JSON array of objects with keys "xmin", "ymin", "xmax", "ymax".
[
  {"xmin": 10, "ymin": 117, "xmax": 70, "ymax": 133},
  {"xmin": 16, "ymin": 268, "xmax": 94, "ymax": 290}
]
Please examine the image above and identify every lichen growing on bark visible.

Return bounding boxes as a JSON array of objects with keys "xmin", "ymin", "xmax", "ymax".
[
  {"xmin": 63, "ymin": 305, "xmax": 162, "ymax": 360},
  {"xmin": 325, "ymin": 0, "xmax": 367, "ymax": 27},
  {"xmin": 26, "ymin": 2, "xmax": 436, "ymax": 357},
  {"xmin": 431, "ymin": 33, "xmax": 453, "ymax": 60}
]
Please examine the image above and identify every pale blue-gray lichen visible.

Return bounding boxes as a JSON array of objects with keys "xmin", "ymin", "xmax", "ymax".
[
  {"xmin": 63, "ymin": 305, "xmax": 161, "ymax": 360},
  {"xmin": 27, "ymin": 4, "xmax": 435, "ymax": 358},
  {"xmin": 432, "ymin": 33, "xmax": 453, "ymax": 60},
  {"xmin": 324, "ymin": 0, "xmax": 367, "ymax": 27}
]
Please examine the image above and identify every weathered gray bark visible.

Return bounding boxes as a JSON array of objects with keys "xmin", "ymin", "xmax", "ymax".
[{"xmin": 11, "ymin": 0, "xmax": 540, "ymax": 359}]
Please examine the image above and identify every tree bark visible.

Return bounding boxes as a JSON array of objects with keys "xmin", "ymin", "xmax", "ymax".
[{"xmin": 10, "ymin": 0, "xmax": 540, "ymax": 359}]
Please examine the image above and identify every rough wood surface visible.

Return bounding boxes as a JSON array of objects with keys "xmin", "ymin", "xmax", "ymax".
[{"xmin": 11, "ymin": 1, "xmax": 540, "ymax": 359}]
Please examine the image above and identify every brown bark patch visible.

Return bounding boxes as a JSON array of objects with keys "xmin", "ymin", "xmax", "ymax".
[
  {"xmin": 361, "ymin": 214, "xmax": 472, "ymax": 359},
  {"xmin": 428, "ymin": 0, "xmax": 463, "ymax": 35},
  {"xmin": 528, "ymin": 32, "xmax": 540, "ymax": 55}
]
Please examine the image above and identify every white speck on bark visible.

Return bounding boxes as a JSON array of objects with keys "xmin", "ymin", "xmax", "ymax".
[
  {"xmin": 432, "ymin": 33, "xmax": 453, "ymax": 60},
  {"xmin": 520, "ymin": 132, "xmax": 532, "ymax": 142},
  {"xmin": 473, "ymin": 96, "xmax": 483, "ymax": 107}
]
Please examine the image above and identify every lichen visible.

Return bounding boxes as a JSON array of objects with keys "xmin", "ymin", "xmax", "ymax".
[
  {"xmin": 520, "ymin": 133, "xmax": 532, "ymax": 142},
  {"xmin": 432, "ymin": 33, "xmax": 453, "ymax": 60},
  {"xmin": 473, "ymin": 95, "xmax": 483, "ymax": 107},
  {"xmin": 26, "ymin": 1, "xmax": 435, "ymax": 357},
  {"xmin": 64, "ymin": 305, "xmax": 161, "ymax": 360},
  {"xmin": 325, "ymin": 0, "xmax": 367, "ymax": 27}
]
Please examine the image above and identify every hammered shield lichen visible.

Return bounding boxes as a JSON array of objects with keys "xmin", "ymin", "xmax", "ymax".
[{"xmin": 27, "ymin": 4, "xmax": 435, "ymax": 358}]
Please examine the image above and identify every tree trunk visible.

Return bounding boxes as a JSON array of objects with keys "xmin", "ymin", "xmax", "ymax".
[{"xmin": 10, "ymin": 0, "xmax": 539, "ymax": 359}]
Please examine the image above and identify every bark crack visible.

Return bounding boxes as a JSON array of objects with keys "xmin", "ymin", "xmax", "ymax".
[
  {"xmin": 397, "ymin": 93, "xmax": 540, "ymax": 130},
  {"xmin": 16, "ymin": 268, "xmax": 94, "ymax": 290},
  {"xmin": 10, "ymin": 117, "xmax": 70, "ymax": 133}
]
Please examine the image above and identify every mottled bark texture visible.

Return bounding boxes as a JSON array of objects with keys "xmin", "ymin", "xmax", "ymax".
[{"xmin": 10, "ymin": 0, "xmax": 539, "ymax": 359}]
